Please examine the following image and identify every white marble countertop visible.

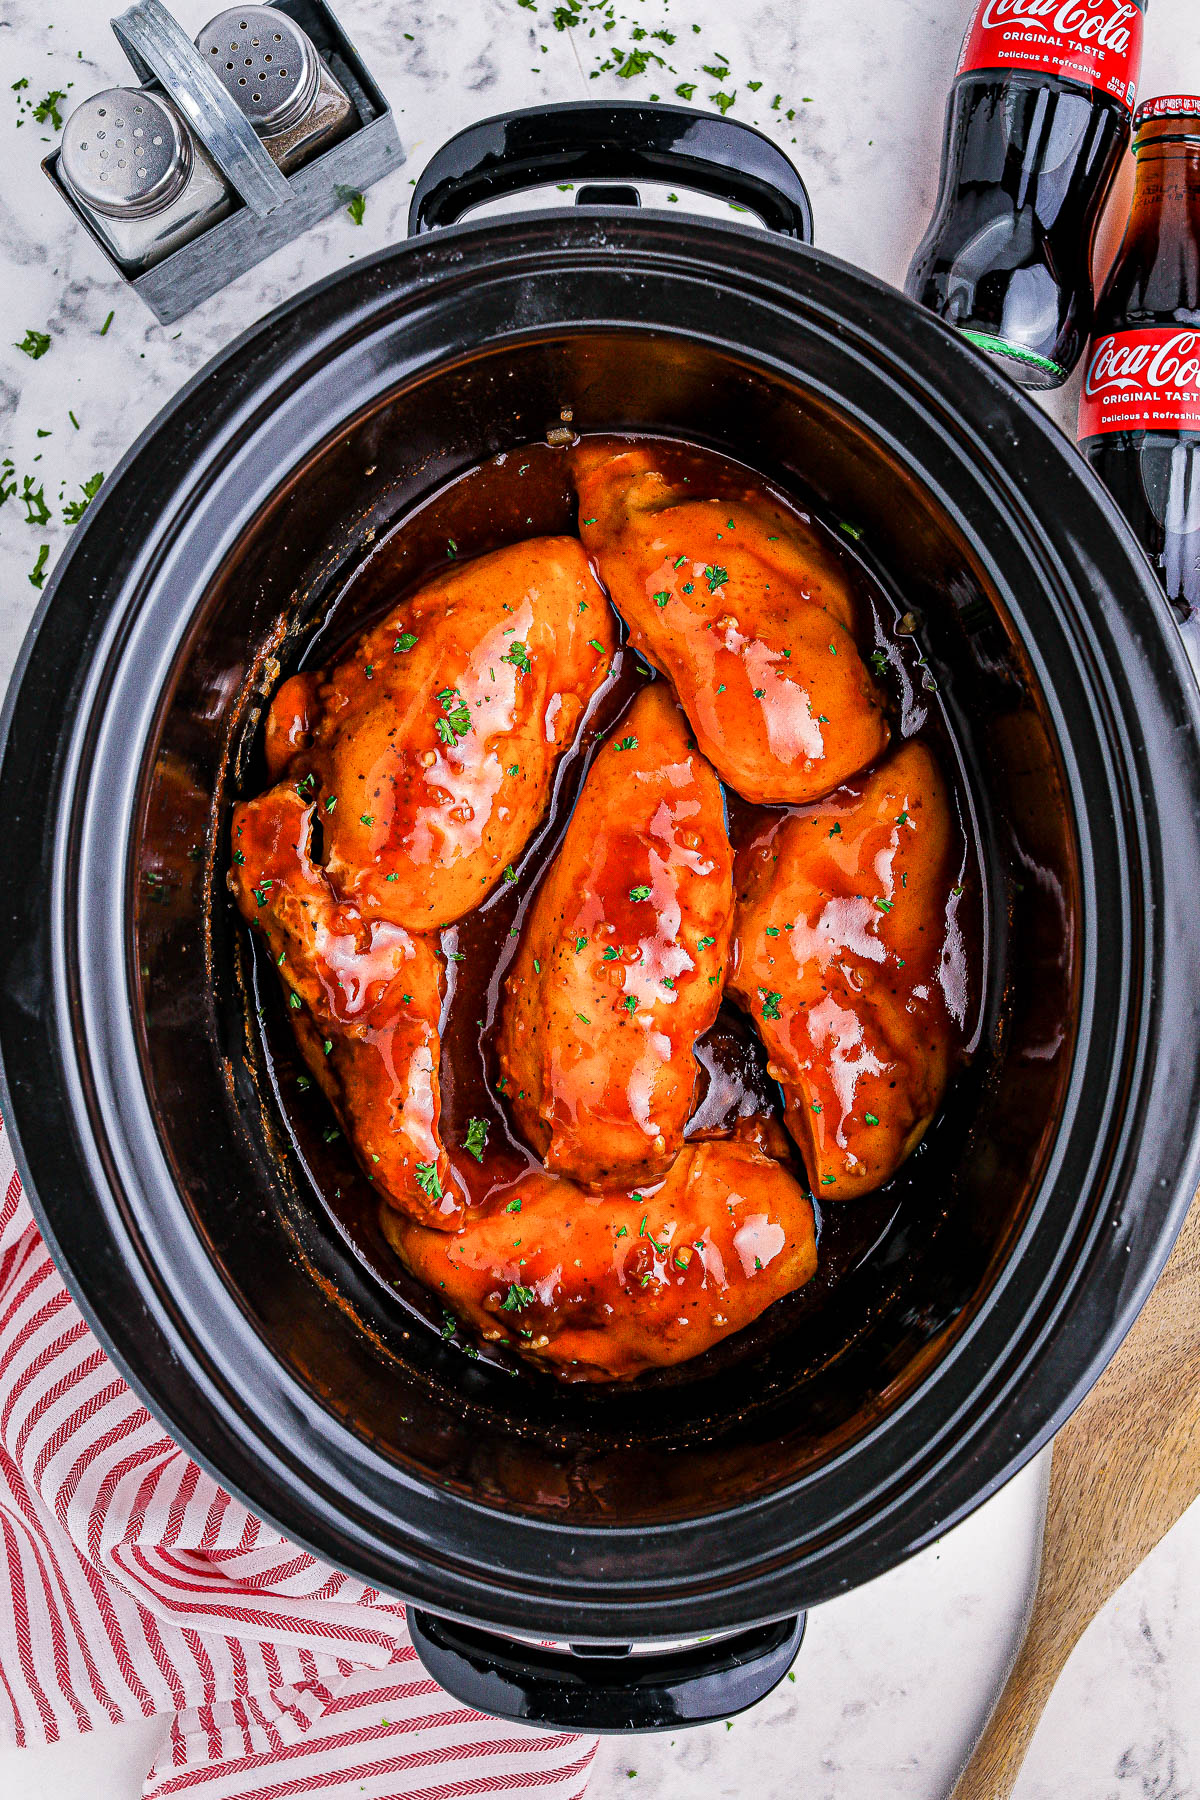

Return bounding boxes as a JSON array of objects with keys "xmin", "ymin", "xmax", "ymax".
[{"xmin": 2, "ymin": 0, "xmax": 1200, "ymax": 1795}]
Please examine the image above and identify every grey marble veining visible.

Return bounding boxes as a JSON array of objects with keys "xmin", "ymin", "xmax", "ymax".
[{"xmin": 1, "ymin": 3, "xmax": 1199, "ymax": 1798}]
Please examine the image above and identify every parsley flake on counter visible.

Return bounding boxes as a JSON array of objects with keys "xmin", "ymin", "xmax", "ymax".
[
  {"xmin": 463, "ymin": 1117, "xmax": 490, "ymax": 1161},
  {"xmin": 345, "ymin": 189, "xmax": 366, "ymax": 225},
  {"xmin": 28, "ymin": 543, "xmax": 49, "ymax": 589},
  {"xmin": 33, "ymin": 89, "xmax": 67, "ymax": 129},
  {"xmin": 100, "ymin": 310, "xmax": 114, "ymax": 336},
  {"xmin": 62, "ymin": 471, "xmax": 103, "ymax": 524},
  {"xmin": 16, "ymin": 328, "xmax": 50, "ymax": 359},
  {"xmin": 20, "ymin": 478, "xmax": 50, "ymax": 526}
]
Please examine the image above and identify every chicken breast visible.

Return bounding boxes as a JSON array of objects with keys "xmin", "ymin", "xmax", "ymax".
[
  {"xmin": 574, "ymin": 442, "xmax": 889, "ymax": 804},
  {"xmin": 385, "ymin": 1132, "xmax": 818, "ymax": 1380},
  {"xmin": 497, "ymin": 683, "xmax": 733, "ymax": 1190},
  {"xmin": 729, "ymin": 741, "xmax": 960, "ymax": 1199},
  {"xmin": 230, "ymin": 786, "xmax": 462, "ymax": 1228},
  {"xmin": 263, "ymin": 536, "xmax": 616, "ymax": 931}
]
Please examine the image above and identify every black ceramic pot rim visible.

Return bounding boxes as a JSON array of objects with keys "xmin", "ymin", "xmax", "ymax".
[{"xmin": 4, "ymin": 211, "xmax": 1200, "ymax": 1640}]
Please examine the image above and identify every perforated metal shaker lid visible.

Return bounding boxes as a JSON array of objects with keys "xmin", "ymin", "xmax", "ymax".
[
  {"xmin": 195, "ymin": 8, "xmax": 320, "ymax": 138},
  {"xmin": 59, "ymin": 88, "xmax": 192, "ymax": 219}
]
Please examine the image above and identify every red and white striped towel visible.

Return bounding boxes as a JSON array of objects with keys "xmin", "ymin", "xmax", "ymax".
[{"xmin": 0, "ymin": 1116, "xmax": 597, "ymax": 1798}]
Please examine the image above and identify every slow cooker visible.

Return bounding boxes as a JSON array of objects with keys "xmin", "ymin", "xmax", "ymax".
[{"xmin": 4, "ymin": 101, "xmax": 1200, "ymax": 1731}]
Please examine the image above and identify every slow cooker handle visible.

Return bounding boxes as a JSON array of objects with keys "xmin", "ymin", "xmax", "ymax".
[
  {"xmin": 407, "ymin": 100, "xmax": 813, "ymax": 241},
  {"xmin": 407, "ymin": 1607, "xmax": 805, "ymax": 1733}
]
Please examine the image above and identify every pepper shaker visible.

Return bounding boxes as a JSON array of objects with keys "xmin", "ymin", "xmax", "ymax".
[
  {"xmin": 195, "ymin": 7, "xmax": 354, "ymax": 174},
  {"xmin": 58, "ymin": 87, "xmax": 234, "ymax": 272}
]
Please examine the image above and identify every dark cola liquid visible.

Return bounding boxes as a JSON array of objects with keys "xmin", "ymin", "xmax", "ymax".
[
  {"xmin": 1085, "ymin": 433, "xmax": 1200, "ymax": 641},
  {"xmin": 907, "ymin": 73, "xmax": 1130, "ymax": 388}
]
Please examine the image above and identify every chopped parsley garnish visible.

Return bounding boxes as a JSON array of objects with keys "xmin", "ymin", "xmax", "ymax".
[
  {"xmin": 760, "ymin": 989, "xmax": 782, "ymax": 1020},
  {"xmin": 15, "ymin": 328, "xmax": 50, "ymax": 359},
  {"xmin": 322, "ymin": 1125, "xmax": 340, "ymax": 1143},
  {"xmin": 446, "ymin": 538, "xmax": 458, "ymax": 559},
  {"xmin": 360, "ymin": 812, "xmax": 374, "ymax": 826},
  {"xmin": 765, "ymin": 926, "xmax": 779, "ymax": 937},
  {"xmin": 414, "ymin": 1162, "xmax": 443, "ymax": 1200},
  {"xmin": 503, "ymin": 864, "xmax": 517, "ymax": 883},
  {"xmin": 673, "ymin": 554, "xmax": 687, "ymax": 568},
  {"xmin": 811, "ymin": 1101, "xmax": 822, "ymax": 1114},
  {"xmin": 623, "ymin": 995, "xmax": 637, "ymax": 1014},
  {"xmin": 653, "ymin": 591, "xmax": 670, "ymax": 607},
  {"xmin": 505, "ymin": 1197, "xmax": 522, "ymax": 1214},
  {"xmin": 324, "ymin": 795, "xmax": 337, "ymax": 812},
  {"xmin": 864, "ymin": 1112, "xmax": 879, "ymax": 1126},
  {"xmin": 435, "ymin": 686, "xmax": 472, "ymax": 746},
  {"xmin": 588, "ymin": 638, "xmax": 605, "ymax": 654},
  {"xmin": 703, "ymin": 564, "xmax": 729, "ymax": 591},
  {"xmin": 874, "ymin": 897, "xmax": 894, "ymax": 913},
  {"xmin": 697, "ymin": 935, "xmax": 715, "ymax": 950},
  {"xmin": 394, "ymin": 632, "xmax": 418, "ymax": 654},
  {"xmin": 895, "ymin": 811, "xmax": 909, "ymax": 825},
  {"xmin": 296, "ymin": 1074, "xmax": 311, "ymax": 1091},
  {"xmin": 251, "ymin": 881, "xmax": 273, "ymax": 907},
  {"xmin": 615, "ymin": 735, "xmax": 638, "ymax": 751},
  {"xmin": 870, "ymin": 649, "xmax": 888, "ymax": 672},
  {"xmin": 629, "ymin": 884, "xmax": 651, "ymax": 902},
  {"xmin": 289, "ymin": 992, "xmax": 301, "ymax": 1010},
  {"xmin": 829, "ymin": 822, "xmax": 842, "ymax": 837},
  {"xmin": 504, "ymin": 639, "xmax": 531, "ymax": 674},
  {"xmin": 603, "ymin": 946, "xmax": 620, "ymax": 960},
  {"xmin": 295, "ymin": 771, "xmax": 316, "ymax": 797},
  {"xmin": 501, "ymin": 1283, "xmax": 535, "ymax": 1311},
  {"xmin": 574, "ymin": 935, "xmax": 588, "ymax": 951},
  {"xmin": 463, "ymin": 1117, "xmax": 489, "ymax": 1161}
]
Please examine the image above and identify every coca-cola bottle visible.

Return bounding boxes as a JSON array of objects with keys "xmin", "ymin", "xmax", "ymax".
[
  {"xmin": 1080, "ymin": 96, "xmax": 1200, "ymax": 654},
  {"xmin": 906, "ymin": 0, "xmax": 1147, "ymax": 390}
]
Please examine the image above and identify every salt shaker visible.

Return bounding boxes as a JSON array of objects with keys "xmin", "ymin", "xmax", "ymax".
[
  {"xmin": 195, "ymin": 7, "xmax": 354, "ymax": 174},
  {"xmin": 58, "ymin": 87, "xmax": 234, "ymax": 273}
]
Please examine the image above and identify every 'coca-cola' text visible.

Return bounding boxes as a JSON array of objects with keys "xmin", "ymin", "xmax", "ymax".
[
  {"xmin": 958, "ymin": 0, "xmax": 1144, "ymax": 109},
  {"xmin": 1079, "ymin": 329, "xmax": 1200, "ymax": 438}
]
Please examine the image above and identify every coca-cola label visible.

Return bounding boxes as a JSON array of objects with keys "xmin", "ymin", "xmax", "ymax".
[
  {"xmin": 1079, "ymin": 328, "xmax": 1200, "ymax": 438},
  {"xmin": 957, "ymin": 0, "xmax": 1145, "ymax": 110}
]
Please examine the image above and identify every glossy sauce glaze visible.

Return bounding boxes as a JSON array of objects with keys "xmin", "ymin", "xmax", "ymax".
[{"xmin": 240, "ymin": 436, "xmax": 986, "ymax": 1383}]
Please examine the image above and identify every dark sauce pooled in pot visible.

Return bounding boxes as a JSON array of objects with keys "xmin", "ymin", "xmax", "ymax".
[{"xmin": 244, "ymin": 436, "xmax": 987, "ymax": 1384}]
